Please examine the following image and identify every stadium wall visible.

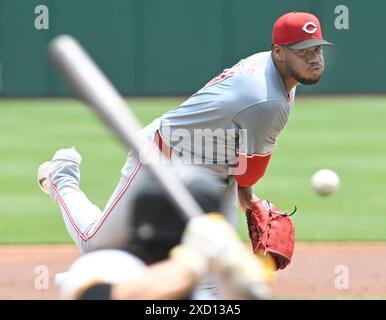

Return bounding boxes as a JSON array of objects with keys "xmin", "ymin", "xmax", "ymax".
[{"xmin": 0, "ymin": 0, "xmax": 384, "ymax": 96}]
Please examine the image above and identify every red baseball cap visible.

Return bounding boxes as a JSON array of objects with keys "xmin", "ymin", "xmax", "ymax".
[{"xmin": 273, "ymin": 12, "xmax": 332, "ymax": 49}]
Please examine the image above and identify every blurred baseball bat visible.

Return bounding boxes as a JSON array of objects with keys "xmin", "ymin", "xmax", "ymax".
[{"xmin": 48, "ymin": 35, "xmax": 203, "ymax": 220}]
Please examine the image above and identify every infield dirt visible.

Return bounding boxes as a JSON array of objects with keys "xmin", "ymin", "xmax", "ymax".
[{"xmin": 1, "ymin": 243, "xmax": 385, "ymax": 299}]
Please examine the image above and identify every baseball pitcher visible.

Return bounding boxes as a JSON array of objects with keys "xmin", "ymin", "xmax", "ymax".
[{"xmin": 38, "ymin": 12, "xmax": 332, "ymax": 298}]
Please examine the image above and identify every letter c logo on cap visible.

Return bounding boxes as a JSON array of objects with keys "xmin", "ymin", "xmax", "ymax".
[{"xmin": 302, "ymin": 22, "xmax": 317, "ymax": 34}]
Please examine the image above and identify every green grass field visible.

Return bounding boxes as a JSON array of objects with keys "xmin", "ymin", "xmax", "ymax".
[{"xmin": 0, "ymin": 96, "xmax": 385, "ymax": 244}]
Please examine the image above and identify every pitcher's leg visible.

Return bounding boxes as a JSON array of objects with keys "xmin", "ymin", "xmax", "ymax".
[
  {"xmin": 82, "ymin": 154, "xmax": 143, "ymax": 252},
  {"xmin": 47, "ymin": 149, "xmax": 102, "ymax": 253},
  {"xmin": 46, "ymin": 119, "xmax": 163, "ymax": 253},
  {"xmin": 47, "ymin": 149, "xmax": 144, "ymax": 253}
]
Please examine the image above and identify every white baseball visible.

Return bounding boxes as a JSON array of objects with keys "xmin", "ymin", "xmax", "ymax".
[{"xmin": 311, "ymin": 169, "xmax": 340, "ymax": 196}]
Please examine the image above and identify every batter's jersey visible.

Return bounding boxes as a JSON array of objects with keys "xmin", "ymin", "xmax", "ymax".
[{"xmin": 158, "ymin": 51, "xmax": 296, "ymax": 187}]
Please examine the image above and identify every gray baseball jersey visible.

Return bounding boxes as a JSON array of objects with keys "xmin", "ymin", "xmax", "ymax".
[{"xmin": 159, "ymin": 51, "xmax": 296, "ymax": 187}]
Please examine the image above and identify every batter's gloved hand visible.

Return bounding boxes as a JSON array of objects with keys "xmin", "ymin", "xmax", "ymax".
[
  {"xmin": 246, "ymin": 200, "xmax": 296, "ymax": 270},
  {"xmin": 170, "ymin": 213, "xmax": 272, "ymax": 299}
]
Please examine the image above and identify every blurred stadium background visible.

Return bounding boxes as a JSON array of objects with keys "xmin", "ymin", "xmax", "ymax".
[{"xmin": 0, "ymin": 0, "xmax": 386, "ymax": 299}]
